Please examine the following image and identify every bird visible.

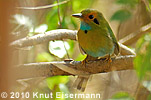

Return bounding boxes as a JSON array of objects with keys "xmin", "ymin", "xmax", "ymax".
[{"xmin": 72, "ymin": 9, "xmax": 119, "ymax": 92}]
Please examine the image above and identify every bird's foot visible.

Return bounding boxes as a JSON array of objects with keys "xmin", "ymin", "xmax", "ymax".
[
  {"xmin": 104, "ymin": 54, "xmax": 112, "ymax": 63},
  {"xmin": 104, "ymin": 55, "xmax": 112, "ymax": 70},
  {"xmin": 81, "ymin": 55, "xmax": 98, "ymax": 67},
  {"xmin": 105, "ymin": 57, "xmax": 112, "ymax": 63},
  {"xmin": 81, "ymin": 58, "xmax": 88, "ymax": 67}
]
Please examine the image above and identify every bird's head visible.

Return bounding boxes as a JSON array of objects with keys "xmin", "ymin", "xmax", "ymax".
[{"xmin": 72, "ymin": 9, "xmax": 104, "ymax": 29}]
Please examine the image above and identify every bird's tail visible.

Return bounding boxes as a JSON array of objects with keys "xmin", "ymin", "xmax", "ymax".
[{"xmin": 73, "ymin": 75, "xmax": 90, "ymax": 92}]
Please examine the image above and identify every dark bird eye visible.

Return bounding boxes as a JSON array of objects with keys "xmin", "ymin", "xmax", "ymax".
[{"xmin": 89, "ymin": 15, "xmax": 94, "ymax": 19}]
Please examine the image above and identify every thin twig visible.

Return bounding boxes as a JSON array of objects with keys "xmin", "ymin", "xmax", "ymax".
[
  {"xmin": 119, "ymin": 43, "xmax": 136, "ymax": 55},
  {"xmin": 16, "ymin": 0, "xmax": 70, "ymax": 10},
  {"xmin": 119, "ymin": 23, "xmax": 151, "ymax": 45},
  {"xmin": 144, "ymin": 0, "xmax": 151, "ymax": 18},
  {"xmin": 56, "ymin": 0, "xmax": 70, "ymax": 59},
  {"xmin": 57, "ymin": 0, "xmax": 62, "ymax": 28}
]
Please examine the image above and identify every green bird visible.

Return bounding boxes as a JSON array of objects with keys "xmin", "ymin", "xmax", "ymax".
[{"xmin": 72, "ymin": 9, "xmax": 119, "ymax": 91}]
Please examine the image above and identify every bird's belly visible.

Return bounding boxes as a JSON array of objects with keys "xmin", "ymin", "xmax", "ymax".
[{"xmin": 78, "ymin": 30, "xmax": 114, "ymax": 57}]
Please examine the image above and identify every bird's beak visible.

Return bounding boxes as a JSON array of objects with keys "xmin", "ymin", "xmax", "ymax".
[{"xmin": 72, "ymin": 13, "xmax": 83, "ymax": 18}]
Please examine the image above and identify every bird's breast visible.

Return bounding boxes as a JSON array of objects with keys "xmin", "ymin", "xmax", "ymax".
[{"xmin": 77, "ymin": 29, "xmax": 114, "ymax": 57}]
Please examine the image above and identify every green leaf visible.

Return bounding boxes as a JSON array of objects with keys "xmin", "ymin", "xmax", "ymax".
[
  {"xmin": 46, "ymin": 76, "xmax": 69, "ymax": 90},
  {"xmin": 67, "ymin": 40, "xmax": 75, "ymax": 57},
  {"xmin": 134, "ymin": 34, "xmax": 151, "ymax": 80},
  {"xmin": 46, "ymin": 76, "xmax": 69, "ymax": 100},
  {"xmin": 109, "ymin": 92, "xmax": 134, "ymax": 100},
  {"xmin": 46, "ymin": 8, "xmax": 58, "ymax": 31},
  {"xmin": 110, "ymin": 9, "xmax": 131, "ymax": 22},
  {"xmin": 147, "ymin": 94, "xmax": 151, "ymax": 100},
  {"xmin": 116, "ymin": 0, "xmax": 138, "ymax": 7},
  {"xmin": 36, "ymin": 52, "xmax": 54, "ymax": 62},
  {"xmin": 133, "ymin": 54, "xmax": 145, "ymax": 80},
  {"xmin": 75, "ymin": 54, "xmax": 86, "ymax": 61},
  {"xmin": 72, "ymin": 0, "xmax": 93, "ymax": 12}
]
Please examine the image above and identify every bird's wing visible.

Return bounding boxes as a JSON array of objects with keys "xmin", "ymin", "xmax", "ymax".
[
  {"xmin": 79, "ymin": 44, "xmax": 86, "ymax": 55},
  {"xmin": 107, "ymin": 25, "xmax": 120, "ymax": 55},
  {"xmin": 76, "ymin": 33, "xmax": 86, "ymax": 55}
]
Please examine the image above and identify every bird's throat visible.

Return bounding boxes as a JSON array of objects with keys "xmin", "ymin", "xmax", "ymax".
[{"xmin": 80, "ymin": 21, "xmax": 91, "ymax": 31}]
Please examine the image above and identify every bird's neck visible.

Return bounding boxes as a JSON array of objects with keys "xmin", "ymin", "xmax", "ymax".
[{"xmin": 80, "ymin": 21, "xmax": 91, "ymax": 31}]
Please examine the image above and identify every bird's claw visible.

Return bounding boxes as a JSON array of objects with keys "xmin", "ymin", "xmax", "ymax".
[
  {"xmin": 105, "ymin": 57, "xmax": 112, "ymax": 63},
  {"xmin": 81, "ymin": 59, "xmax": 88, "ymax": 67},
  {"xmin": 104, "ymin": 55, "xmax": 112, "ymax": 63}
]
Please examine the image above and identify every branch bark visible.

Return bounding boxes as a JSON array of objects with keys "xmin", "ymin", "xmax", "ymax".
[
  {"xmin": 10, "ymin": 29, "xmax": 77, "ymax": 48},
  {"xmin": 13, "ymin": 55, "xmax": 135, "ymax": 80},
  {"xmin": 10, "ymin": 29, "xmax": 135, "ymax": 55},
  {"xmin": 10, "ymin": 29, "xmax": 136, "ymax": 80}
]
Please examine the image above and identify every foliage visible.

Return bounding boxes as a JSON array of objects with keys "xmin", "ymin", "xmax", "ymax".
[
  {"xmin": 134, "ymin": 34, "xmax": 151, "ymax": 80},
  {"xmin": 147, "ymin": 94, "xmax": 151, "ymax": 100},
  {"xmin": 46, "ymin": 76, "xmax": 69, "ymax": 100},
  {"xmin": 75, "ymin": 53, "xmax": 86, "ymax": 61},
  {"xmin": 36, "ymin": 52, "xmax": 54, "ymax": 62},
  {"xmin": 109, "ymin": 92, "xmax": 134, "ymax": 100},
  {"xmin": 110, "ymin": 0, "xmax": 151, "ymax": 99},
  {"xmin": 110, "ymin": 0, "xmax": 138, "ymax": 22},
  {"xmin": 110, "ymin": 9, "xmax": 131, "ymax": 22},
  {"xmin": 115, "ymin": 0, "xmax": 138, "ymax": 7}
]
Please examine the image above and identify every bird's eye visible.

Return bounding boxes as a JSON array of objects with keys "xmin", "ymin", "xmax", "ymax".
[{"xmin": 89, "ymin": 15, "xmax": 94, "ymax": 19}]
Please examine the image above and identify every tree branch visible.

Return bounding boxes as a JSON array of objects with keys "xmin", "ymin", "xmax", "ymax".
[
  {"xmin": 10, "ymin": 29, "xmax": 77, "ymax": 48},
  {"xmin": 17, "ymin": 0, "xmax": 70, "ymax": 10},
  {"xmin": 10, "ymin": 29, "xmax": 135, "ymax": 55},
  {"xmin": 13, "ymin": 55, "xmax": 135, "ymax": 80},
  {"xmin": 119, "ymin": 43, "xmax": 136, "ymax": 55},
  {"xmin": 119, "ymin": 23, "xmax": 151, "ymax": 45},
  {"xmin": 10, "ymin": 29, "xmax": 136, "ymax": 80}
]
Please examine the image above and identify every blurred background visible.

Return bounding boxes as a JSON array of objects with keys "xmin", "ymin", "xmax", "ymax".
[{"xmin": 0, "ymin": 0, "xmax": 151, "ymax": 100}]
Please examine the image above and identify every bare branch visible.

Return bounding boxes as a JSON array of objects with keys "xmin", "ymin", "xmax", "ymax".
[
  {"xmin": 13, "ymin": 55, "xmax": 135, "ymax": 80},
  {"xmin": 119, "ymin": 23, "xmax": 151, "ymax": 45},
  {"xmin": 17, "ymin": 0, "xmax": 70, "ymax": 10},
  {"xmin": 10, "ymin": 29, "xmax": 134, "ymax": 55},
  {"xmin": 10, "ymin": 29, "xmax": 136, "ymax": 80},
  {"xmin": 10, "ymin": 29, "xmax": 77, "ymax": 48},
  {"xmin": 119, "ymin": 43, "xmax": 136, "ymax": 55}
]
